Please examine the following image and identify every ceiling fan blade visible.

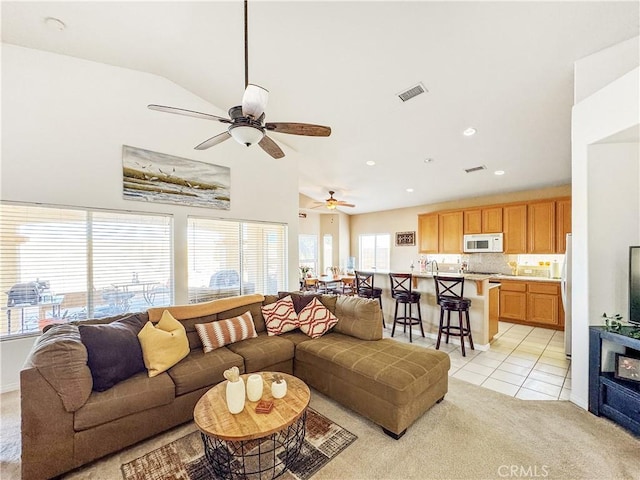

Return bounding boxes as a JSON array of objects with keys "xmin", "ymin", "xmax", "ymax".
[
  {"xmin": 148, "ymin": 104, "xmax": 232, "ymax": 124},
  {"xmin": 265, "ymin": 122, "xmax": 331, "ymax": 137},
  {"xmin": 258, "ymin": 135, "xmax": 285, "ymax": 159},
  {"xmin": 336, "ymin": 202, "xmax": 356, "ymax": 207},
  {"xmin": 195, "ymin": 131, "xmax": 232, "ymax": 150},
  {"xmin": 242, "ymin": 84, "xmax": 269, "ymax": 119}
]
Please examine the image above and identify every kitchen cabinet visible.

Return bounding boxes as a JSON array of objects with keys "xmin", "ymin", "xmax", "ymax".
[
  {"xmin": 499, "ymin": 281, "xmax": 527, "ymax": 321},
  {"xmin": 503, "ymin": 204, "xmax": 527, "ymax": 254},
  {"xmin": 527, "ymin": 282, "xmax": 560, "ymax": 325},
  {"xmin": 438, "ymin": 211, "xmax": 464, "ymax": 253},
  {"xmin": 463, "ymin": 207, "xmax": 502, "ymax": 234},
  {"xmin": 499, "ymin": 280, "xmax": 564, "ymax": 329},
  {"xmin": 463, "ymin": 209, "xmax": 482, "ymax": 234},
  {"xmin": 556, "ymin": 198, "xmax": 571, "ymax": 253},
  {"xmin": 528, "ymin": 200, "xmax": 556, "ymax": 253},
  {"xmin": 418, "ymin": 213, "xmax": 439, "ymax": 253}
]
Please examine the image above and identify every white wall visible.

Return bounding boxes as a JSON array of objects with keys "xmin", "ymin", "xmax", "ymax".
[
  {"xmin": 0, "ymin": 44, "xmax": 301, "ymax": 391},
  {"xmin": 572, "ymin": 62, "xmax": 640, "ymax": 408},
  {"xmin": 587, "ymin": 143, "xmax": 640, "ymax": 320},
  {"xmin": 574, "ymin": 36, "xmax": 639, "ymax": 103}
]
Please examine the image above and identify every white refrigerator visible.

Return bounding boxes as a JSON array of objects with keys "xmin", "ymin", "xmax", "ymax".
[{"xmin": 561, "ymin": 233, "xmax": 572, "ymax": 357}]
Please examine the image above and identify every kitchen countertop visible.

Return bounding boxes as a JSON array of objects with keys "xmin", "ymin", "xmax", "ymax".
[{"xmin": 406, "ymin": 272, "xmax": 561, "ymax": 283}]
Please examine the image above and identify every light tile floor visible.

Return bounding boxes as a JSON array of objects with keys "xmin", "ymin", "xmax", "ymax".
[{"xmin": 383, "ymin": 321, "xmax": 571, "ymax": 400}]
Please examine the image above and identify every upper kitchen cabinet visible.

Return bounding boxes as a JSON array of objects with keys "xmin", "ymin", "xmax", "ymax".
[
  {"xmin": 463, "ymin": 207, "xmax": 503, "ymax": 234},
  {"xmin": 418, "ymin": 213, "xmax": 439, "ymax": 253},
  {"xmin": 528, "ymin": 200, "xmax": 556, "ymax": 253},
  {"xmin": 439, "ymin": 211, "xmax": 464, "ymax": 253},
  {"xmin": 503, "ymin": 204, "xmax": 527, "ymax": 253},
  {"xmin": 556, "ymin": 198, "xmax": 572, "ymax": 254}
]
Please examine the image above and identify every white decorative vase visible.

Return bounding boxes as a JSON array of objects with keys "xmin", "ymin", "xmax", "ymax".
[
  {"xmin": 246, "ymin": 374, "xmax": 263, "ymax": 402},
  {"xmin": 271, "ymin": 379, "xmax": 287, "ymax": 399},
  {"xmin": 226, "ymin": 379, "xmax": 246, "ymax": 414}
]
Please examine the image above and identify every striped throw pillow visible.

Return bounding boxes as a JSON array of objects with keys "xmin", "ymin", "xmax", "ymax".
[
  {"xmin": 195, "ymin": 311, "xmax": 258, "ymax": 353},
  {"xmin": 261, "ymin": 295, "xmax": 299, "ymax": 336},
  {"xmin": 298, "ymin": 297, "xmax": 339, "ymax": 339}
]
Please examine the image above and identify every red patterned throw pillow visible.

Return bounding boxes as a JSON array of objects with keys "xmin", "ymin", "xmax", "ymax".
[
  {"xmin": 261, "ymin": 295, "xmax": 299, "ymax": 336},
  {"xmin": 298, "ymin": 297, "xmax": 339, "ymax": 339},
  {"xmin": 195, "ymin": 311, "xmax": 258, "ymax": 353}
]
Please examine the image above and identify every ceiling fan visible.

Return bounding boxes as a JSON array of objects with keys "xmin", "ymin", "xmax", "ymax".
[
  {"xmin": 312, "ymin": 191, "xmax": 355, "ymax": 210},
  {"xmin": 147, "ymin": 0, "xmax": 331, "ymax": 159}
]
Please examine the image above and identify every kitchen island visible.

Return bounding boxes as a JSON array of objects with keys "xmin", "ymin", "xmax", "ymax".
[{"xmin": 374, "ymin": 272, "xmax": 494, "ymax": 349}]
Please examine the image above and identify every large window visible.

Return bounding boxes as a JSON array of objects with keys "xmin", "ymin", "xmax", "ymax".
[
  {"xmin": 0, "ymin": 203, "xmax": 173, "ymax": 338},
  {"xmin": 358, "ymin": 233, "xmax": 390, "ymax": 271},
  {"xmin": 298, "ymin": 234, "xmax": 318, "ymax": 276},
  {"xmin": 187, "ymin": 217, "xmax": 287, "ymax": 303}
]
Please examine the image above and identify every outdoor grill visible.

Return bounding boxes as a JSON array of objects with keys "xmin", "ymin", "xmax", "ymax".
[{"xmin": 6, "ymin": 281, "xmax": 49, "ymax": 307}]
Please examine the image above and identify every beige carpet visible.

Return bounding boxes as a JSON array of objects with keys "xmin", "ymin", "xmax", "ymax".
[{"xmin": 1, "ymin": 377, "xmax": 639, "ymax": 480}]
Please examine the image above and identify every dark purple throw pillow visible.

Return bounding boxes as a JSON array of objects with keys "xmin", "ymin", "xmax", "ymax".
[{"xmin": 78, "ymin": 313, "xmax": 148, "ymax": 392}]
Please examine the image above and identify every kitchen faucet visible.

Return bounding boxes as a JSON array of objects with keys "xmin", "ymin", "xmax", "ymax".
[{"xmin": 428, "ymin": 260, "xmax": 439, "ymax": 275}]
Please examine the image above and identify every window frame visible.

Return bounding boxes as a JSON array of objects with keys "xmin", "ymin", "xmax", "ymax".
[
  {"xmin": 0, "ymin": 201, "xmax": 174, "ymax": 340},
  {"xmin": 358, "ymin": 233, "xmax": 391, "ymax": 271}
]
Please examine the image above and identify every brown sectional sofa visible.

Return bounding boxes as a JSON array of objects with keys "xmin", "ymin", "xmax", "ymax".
[{"xmin": 21, "ymin": 293, "xmax": 450, "ymax": 480}]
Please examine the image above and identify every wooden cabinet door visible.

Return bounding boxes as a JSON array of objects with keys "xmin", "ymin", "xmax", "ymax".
[
  {"xmin": 528, "ymin": 200, "xmax": 556, "ymax": 253},
  {"xmin": 482, "ymin": 207, "xmax": 503, "ymax": 233},
  {"xmin": 464, "ymin": 209, "xmax": 482, "ymax": 234},
  {"xmin": 418, "ymin": 213, "xmax": 439, "ymax": 253},
  {"xmin": 499, "ymin": 290, "xmax": 527, "ymax": 321},
  {"xmin": 556, "ymin": 198, "xmax": 571, "ymax": 254},
  {"xmin": 438, "ymin": 211, "xmax": 463, "ymax": 253},
  {"xmin": 528, "ymin": 293, "xmax": 559, "ymax": 326},
  {"xmin": 503, "ymin": 204, "xmax": 527, "ymax": 253}
]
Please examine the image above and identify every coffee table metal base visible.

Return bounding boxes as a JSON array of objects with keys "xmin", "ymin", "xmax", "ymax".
[{"xmin": 202, "ymin": 410, "xmax": 306, "ymax": 480}]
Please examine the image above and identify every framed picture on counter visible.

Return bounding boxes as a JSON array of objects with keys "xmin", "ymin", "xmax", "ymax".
[
  {"xmin": 614, "ymin": 354, "xmax": 640, "ymax": 383},
  {"xmin": 395, "ymin": 231, "xmax": 415, "ymax": 246}
]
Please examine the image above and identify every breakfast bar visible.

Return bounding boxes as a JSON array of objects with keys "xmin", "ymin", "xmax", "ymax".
[{"xmin": 374, "ymin": 272, "xmax": 493, "ymax": 349}]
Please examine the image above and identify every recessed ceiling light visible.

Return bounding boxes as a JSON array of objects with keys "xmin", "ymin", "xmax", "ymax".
[
  {"xmin": 463, "ymin": 127, "xmax": 477, "ymax": 136},
  {"xmin": 44, "ymin": 17, "xmax": 66, "ymax": 31},
  {"xmin": 423, "ymin": 158, "xmax": 434, "ymax": 164},
  {"xmin": 406, "ymin": 188, "xmax": 414, "ymax": 193},
  {"xmin": 494, "ymin": 170, "xmax": 505, "ymax": 176},
  {"xmin": 365, "ymin": 160, "xmax": 376, "ymax": 166}
]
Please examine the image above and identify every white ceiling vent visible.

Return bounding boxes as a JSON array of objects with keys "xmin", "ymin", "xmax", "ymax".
[
  {"xmin": 464, "ymin": 165, "xmax": 487, "ymax": 173},
  {"xmin": 397, "ymin": 83, "xmax": 427, "ymax": 102}
]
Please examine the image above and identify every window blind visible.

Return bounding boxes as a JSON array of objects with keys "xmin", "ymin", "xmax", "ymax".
[
  {"xmin": 0, "ymin": 203, "xmax": 173, "ymax": 338},
  {"xmin": 188, "ymin": 217, "xmax": 287, "ymax": 304}
]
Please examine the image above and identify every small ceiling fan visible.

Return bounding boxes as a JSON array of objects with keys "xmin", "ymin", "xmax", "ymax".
[
  {"xmin": 148, "ymin": 0, "xmax": 331, "ymax": 159},
  {"xmin": 312, "ymin": 191, "xmax": 355, "ymax": 210}
]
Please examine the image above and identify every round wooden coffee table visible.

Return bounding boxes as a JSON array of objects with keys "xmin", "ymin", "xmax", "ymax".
[{"xmin": 194, "ymin": 372, "xmax": 310, "ymax": 480}]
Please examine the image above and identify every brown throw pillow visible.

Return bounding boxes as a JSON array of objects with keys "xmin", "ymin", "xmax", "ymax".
[
  {"xmin": 278, "ymin": 291, "xmax": 337, "ymax": 314},
  {"xmin": 78, "ymin": 313, "xmax": 148, "ymax": 391}
]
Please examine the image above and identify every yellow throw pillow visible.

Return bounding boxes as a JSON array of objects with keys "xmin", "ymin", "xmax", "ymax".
[{"xmin": 137, "ymin": 310, "xmax": 190, "ymax": 377}]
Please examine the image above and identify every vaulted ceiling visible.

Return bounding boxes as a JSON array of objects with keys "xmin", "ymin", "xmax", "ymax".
[{"xmin": 2, "ymin": 1, "xmax": 638, "ymax": 213}]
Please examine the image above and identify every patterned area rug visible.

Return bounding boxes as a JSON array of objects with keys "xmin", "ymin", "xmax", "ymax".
[{"xmin": 121, "ymin": 408, "xmax": 357, "ymax": 480}]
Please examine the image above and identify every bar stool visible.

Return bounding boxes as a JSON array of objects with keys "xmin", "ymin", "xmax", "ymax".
[
  {"xmin": 354, "ymin": 271, "xmax": 385, "ymax": 328},
  {"xmin": 434, "ymin": 275, "xmax": 474, "ymax": 356},
  {"xmin": 388, "ymin": 273, "xmax": 424, "ymax": 342}
]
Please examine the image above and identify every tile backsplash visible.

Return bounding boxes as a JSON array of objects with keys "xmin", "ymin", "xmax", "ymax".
[{"xmin": 426, "ymin": 252, "xmax": 564, "ymax": 278}]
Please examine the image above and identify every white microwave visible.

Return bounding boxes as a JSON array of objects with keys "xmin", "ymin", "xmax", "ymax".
[{"xmin": 463, "ymin": 233, "xmax": 504, "ymax": 253}]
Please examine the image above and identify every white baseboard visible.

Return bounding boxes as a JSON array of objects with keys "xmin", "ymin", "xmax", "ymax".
[{"xmin": 1, "ymin": 382, "xmax": 19, "ymax": 394}]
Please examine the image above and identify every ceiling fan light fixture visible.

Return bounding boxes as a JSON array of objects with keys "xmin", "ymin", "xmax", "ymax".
[
  {"xmin": 242, "ymin": 84, "xmax": 269, "ymax": 119},
  {"xmin": 229, "ymin": 125, "xmax": 264, "ymax": 147}
]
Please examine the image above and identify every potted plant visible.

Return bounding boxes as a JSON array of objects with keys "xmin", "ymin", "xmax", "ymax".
[{"xmin": 299, "ymin": 266, "xmax": 312, "ymax": 279}]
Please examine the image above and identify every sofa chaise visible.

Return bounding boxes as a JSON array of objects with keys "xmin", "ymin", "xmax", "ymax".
[{"xmin": 20, "ymin": 292, "xmax": 450, "ymax": 479}]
